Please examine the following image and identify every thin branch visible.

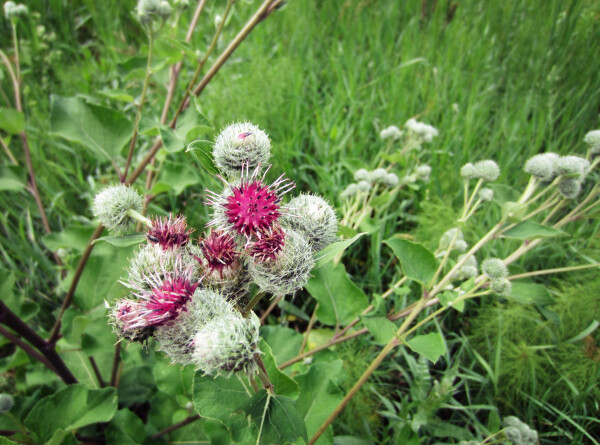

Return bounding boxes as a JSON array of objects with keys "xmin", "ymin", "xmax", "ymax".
[
  {"xmin": 259, "ymin": 295, "xmax": 282, "ymax": 323},
  {"xmin": 190, "ymin": 0, "xmax": 280, "ymax": 99},
  {"xmin": 151, "ymin": 414, "xmax": 201, "ymax": 439},
  {"xmin": 0, "ymin": 300, "xmax": 77, "ymax": 384},
  {"xmin": 88, "ymin": 356, "xmax": 105, "ymax": 388},
  {"xmin": 110, "ymin": 342, "xmax": 121, "ymax": 387},
  {"xmin": 0, "ymin": 325, "xmax": 56, "ymax": 373},
  {"xmin": 299, "ymin": 304, "xmax": 318, "ymax": 354},
  {"xmin": 48, "ymin": 224, "xmax": 105, "ymax": 344},
  {"xmin": 0, "ymin": 136, "xmax": 18, "ymax": 165}
]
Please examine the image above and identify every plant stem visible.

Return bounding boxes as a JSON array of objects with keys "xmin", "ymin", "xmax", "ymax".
[
  {"xmin": 110, "ymin": 342, "xmax": 122, "ymax": 387},
  {"xmin": 309, "ymin": 298, "xmax": 429, "ymax": 444},
  {"xmin": 259, "ymin": 295, "xmax": 282, "ymax": 323},
  {"xmin": 88, "ymin": 356, "xmax": 105, "ymax": 388},
  {"xmin": 0, "ymin": 325, "xmax": 56, "ymax": 374},
  {"xmin": 299, "ymin": 304, "xmax": 319, "ymax": 354},
  {"xmin": 190, "ymin": 0, "xmax": 280, "ymax": 99},
  {"xmin": 126, "ymin": 208, "xmax": 152, "ymax": 227},
  {"xmin": 243, "ymin": 292, "xmax": 266, "ymax": 318},
  {"xmin": 172, "ymin": 0, "xmax": 234, "ymax": 124},
  {"xmin": 0, "ymin": 300, "xmax": 77, "ymax": 384},
  {"xmin": 122, "ymin": 32, "xmax": 154, "ymax": 182},
  {"xmin": 507, "ymin": 263, "xmax": 600, "ymax": 281},
  {"xmin": 151, "ymin": 414, "xmax": 201, "ymax": 439},
  {"xmin": 0, "ymin": 136, "xmax": 18, "ymax": 165},
  {"xmin": 48, "ymin": 224, "xmax": 105, "ymax": 344}
]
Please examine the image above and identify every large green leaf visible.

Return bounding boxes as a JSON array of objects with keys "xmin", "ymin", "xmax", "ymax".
[
  {"xmin": 296, "ymin": 360, "xmax": 344, "ymax": 444},
  {"xmin": 0, "ymin": 108, "xmax": 24, "ymax": 134},
  {"xmin": 260, "ymin": 326, "xmax": 303, "ymax": 365},
  {"xmin": 240, "ymin": 391, "xmax": 307, "ymax": 445},
  {"xmin": 260, "ymin": 340, "xmax": 299, "ymax": 399},
  {"xmin": 313, "ymin": 232, "xmax": 366, "ymax": 269},
  {"xmin": 406, "ymin": 332, "xmax": 446, "ymax": 363},
  {"xmin": 93, "ymin": 234, "xmax": 146, "ymax": 247},
  {"xmin": 186, "ymin": 139, "xmax": 219, "ymax": 175},
  {"xmin": 49, "ymin": 95, "xmax": 134, "ymax": 161},
  {"xmin": 105, "ymin": 409, "xmax": 146, "ymax": 445},
  {"xmin": 150, "ymin": 161, "xmax": 200, "ymax": 195},
  {"xmin": 159, "ymin": 106, "xmax": 212, "ymax": 154},
  {"xmin": 502, "ymin": 220, "xmax": 567, "ymax": 240},
  {"xmin": 24, "ymin": 385, "xmax": 117, "ymax": 444},
  {"xmin": 362, "ymin": 316, "xmax": 398, "ymax": 345},
  {"xmin": 306, "ymin": 262, "xmax": 368, "ymax": 327},
  {"xmin": 509, "ymin": 281, "xmax": 554, "ymax": 305},
  {"xmin": 192, "ymin": 373, "xmax": 250, "ymax": 427},
  {"xmin": 384, "ymin": 238, "xmax": 437, "ymax": 285}
]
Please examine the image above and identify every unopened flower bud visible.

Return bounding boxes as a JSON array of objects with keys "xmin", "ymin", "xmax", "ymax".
[
  {"xmin": 491, "ymin": 278, "xmax": 512, "ymax": 296},
  {"xmin": 482, "ymin": 258, "xmax": 507, "ymax": 280},
  {"xmin": 353, "ymin": 168, "xmax": 370, "ymax": 182},
  {"xmin": 584, "ymin": 130, "xmax": 600, "ymax": 154},
  {"xmin": 283, "ymin": 194, "xmax": 338, "ymax": 251},
  {"xmin": 379, "ymin": 125, "xmax": 402, "ymax": 140},
  {"xmin": 382, "ymin": 173, "xmax": 399, "ymax": 187},
  {"xmin": 93, "ymin": 185, "xmax": 143, "ymax": 235},
  {"xmin": 370, "ymin": 168, "xmax": 388, "ymax": 182},
  {"xmin": 454, "ymin": 240, "xmax": 468, "ymax": 252},
  {"xmin": 340, "ymin": 183, "xmax": 358, "ymax": 198},
  {"xmin": 524, "ymin": 153, "xmax": 559, "ymax": 182},
  {"xmin": 439, "ymin": 228, "xmax": 464, "ymax": 250},
  {"xmin": 556, "ymin": 155, "xmax": 589, "ymax": 178},
  {"xmin": 416, "ymin": 165, "xmax": 432, "ymax": 181},
  {"xmin": 460, "ymin": 163, "xmax": 476, "ymax": 180},
  {"xmin": 455, "ymin": 254, "xmax": 478, "ymax": 279},
  {"xmin": 192, "ymin": 311, "xmax": 260, "ymax": 376},
  {"xmin": 558, "ymin": 178, "xmax": 582, "ymax": 199},
  {"xmin": 213, "ymin": 122, "xmax": 271, "ymax": 178},
  {"xmin": 357, "ymin": 180, "xmax": 371, "ymax": 192},
  {"xmin": 249, "ymin": 229, "xmax": 314, "ymax": 296},
  {"xmin": 473, "ymin": 160, "xmax": 500, "ymax": 182},
  {"xmin": 0, "ymin": 394, "xmax": 14, "ymax": 413},
  {"xmin": 503, "ymin": 427, "xmax": 522, "ymax": 443},
  {"xmin": 478, "ymin": 187, "xmax": 494, "ymax": 202}
]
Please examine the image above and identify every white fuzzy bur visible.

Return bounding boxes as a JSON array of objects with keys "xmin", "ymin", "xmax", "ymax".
[
  {"xmin": 524, "ymin": 153, "xmax": 559, "ymax": 182},
  {"xmin": 584, "ymin": 130, "xmax": 600, "ymax": 154},
  {"xmin": 249, "ymin": 229, "xmax": 315, "ymax": 296},
  {"xmin": 213, "ymin": 122, "xmax": 271, "ymax": 178},
  {"xmin": 92, "ymin": 184, "xmax": 143, "ymax": 235},
  {"xmin": 283, "ymin": 194, "xmax": 338, "ymax": 252},
  {"xmin": 405, "ymin": 118, "xmax": 439, "ymax": 143},
  {"xmin": 192, "ymin": 311, "xmax": 260, "ymax": 376},
  {"xmin": 379, "ymin": 125, "xmax": 403, "ymax": 140}
]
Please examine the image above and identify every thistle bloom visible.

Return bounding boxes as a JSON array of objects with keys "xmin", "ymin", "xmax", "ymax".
[
  {"xmin": 93, "ymin": 184, "xmax": 143, "ymax": 235},
  {"xmin": 147, "ymin": 214, "xmax": 192, "ymax": 250},
  {"xmin": 282, "ymin": 194, "xmax": 338, "ymax": 252},
  {"xmin": 249, "ymin": 229, "xmax": 314, "ymax": 296},
  {"xmin": 213, "ymin": 122, "xmax": 271, "ymax": 178},
  {"xmin": 206, "ymin": 164, "xmax": 295, "ymax": 239},
  {"xmin": 584, "ymin": 130, "xmax": 600, "ymax": 154},
  {"xmin": 482, "ymin": 258, "xmax": 508, "ymax": 280},
  {"xmin": 196, "ymin": 230, "xmax": 241, "ymax": 279},
  {"xmin": 473, "ymin": 160, "xmax": 500, "ymax": 182},
  {"xmin": 524, "ymin": 153, "xmax": 559, "ymax": 182},
  {"xmin": 379, "ymin": 125, "xmax": 403, "ymax": 140},
  {"xmin": 353, "ymin": 169, "xmax": 370, "ymax": 182},
  {"xmin": 192, "ymin": 311, "xmax": 260, "ymax": 376},
  {"xmin": 246, "ymin": 227, "xmax": 286, "ymax": 262}
]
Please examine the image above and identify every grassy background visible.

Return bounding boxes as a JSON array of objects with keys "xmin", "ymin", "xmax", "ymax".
[{"xmin": 1, "ymin": 0, "xmax": 600, "ymax": 443}]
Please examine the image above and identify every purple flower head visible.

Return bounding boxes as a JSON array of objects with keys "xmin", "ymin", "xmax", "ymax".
[
  {"xmin": 147, "ymin": 214, "xmax": 193, "ymax": 250},
  {"xmin": 247, "ymin": 227, "xmax": 286, "ymax": 263},
  {"xmin": 206, "ymin": 164, "xmax": 295, "ymax": 240}
]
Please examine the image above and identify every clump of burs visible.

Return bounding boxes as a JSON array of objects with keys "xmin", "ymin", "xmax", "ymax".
[{"xmin": 94, "ymin": 122, "xmax": 338, "ymax": 377}]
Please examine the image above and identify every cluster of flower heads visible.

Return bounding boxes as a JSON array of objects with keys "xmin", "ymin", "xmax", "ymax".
[
  {"xmin": 3, "ymin": 1, "xmax": 27, "ymax": 20},
  {"xmin": 502, "ymin": 416, "xmax": 538, "ymax": 445},
  {"xmin": 482, "ymin": 258, "xmax": 511, "ymax": 296},
  {"xmin": 136, "ymin": 0, "xmax": 172, "ymax": 26},
  {"xmin": 523, "ymin": 151, "xmax": 591, "ymax": 199},
  {"xmin": 341, "ymin": 167, "xmax": 399, "ymax": 197},
  {"xmin": 379, "ymin": 118, "xmax": 439, "ymax": 144},
  {"xmin": 95, "ymin": 122, "xmax": 338, "ymax": 376}
]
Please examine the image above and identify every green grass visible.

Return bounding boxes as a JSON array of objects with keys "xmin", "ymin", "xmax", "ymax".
[{"xmin": 1, "ymin": 0, "xmax": 600, "ymax": 443}]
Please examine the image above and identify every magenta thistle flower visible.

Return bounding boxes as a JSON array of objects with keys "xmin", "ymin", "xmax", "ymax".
[
  {"xmin": 206, "ymin": 164, "xmax": 295, "ymax": 239},
  {"xmin": 147, "ymin": 214, "xmax": 193, "ymax": 250},
  {"xmin": 195, "ymin": 230, "xmax": 241, "ymax": 279},
  {"xmin": 247, "ymin": 227, "xmax": 286, "ymax": 262},
  {"xmin": 126, "ymin": 263, "xmax": 199, "ymax": 329}
]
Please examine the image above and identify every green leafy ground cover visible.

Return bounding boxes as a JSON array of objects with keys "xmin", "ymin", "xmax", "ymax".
[{"xmin": 0, "ymin": 0, "xmax": 599, "ymax": 443}]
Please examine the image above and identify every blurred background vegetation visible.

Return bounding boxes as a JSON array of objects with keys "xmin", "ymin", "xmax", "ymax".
[{"xmin": 1, "ymin": 0, "xmax": 599, "ymax": 443}]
